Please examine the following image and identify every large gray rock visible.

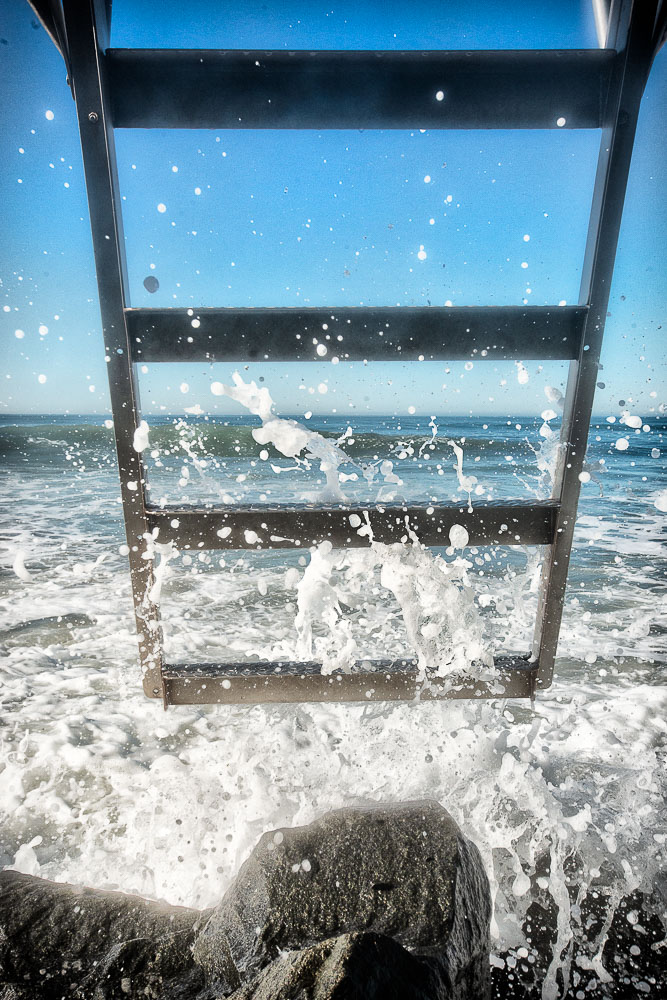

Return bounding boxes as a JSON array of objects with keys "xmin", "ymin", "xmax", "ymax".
[
  {"xmin": 0, "ymin": 869, "xmax": 210, "ymax": 999},
  {"xmin": 226, "ymin": 931, "xmax": 449, "ymax": 1000},
  {"xmin": 194, "ymin": 800, "xmax": 491, "ymax": 999}
]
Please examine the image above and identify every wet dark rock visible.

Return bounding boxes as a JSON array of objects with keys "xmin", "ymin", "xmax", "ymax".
[
  {"xmin": 194, "ymin": 800, "xmax": 491, "ymax": 998},
  {"xmin": 0, "ymin": 803, "xmax": 491, "ymax": 999},
  {"xmin": 225, "ymin": 931, "xmax": 449, "ymax": 1000},
  {"xmin": 0, "ymin": 869, "xmax": 210, "ymax": 999}
]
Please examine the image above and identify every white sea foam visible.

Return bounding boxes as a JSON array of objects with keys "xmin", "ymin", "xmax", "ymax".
[
  {"xmin": 447, "ymin": 439, "xmax": 478, "ymax": 510},
  {"xmin": 0, "ymin": 406, "xmax": 665, "ymax": 997},
  {"xmin": 132, "ymin": 419, "xmax": 150, "ymax": 453},
  {"xmin": 654, "ymin": 489, "xmax": 667, "ymax": 513},
  {"xmin": 12, "ymin": 549, "xmax": 33, "ymax": 583},
  {"xmin": 0, "ymin": 618, "xmax": 663, "ymax": 1000}
]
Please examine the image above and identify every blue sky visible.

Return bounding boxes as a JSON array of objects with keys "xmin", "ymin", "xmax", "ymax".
[{"xmin": 1, "ymin": 1, "xmax": 665, "ymax": 418}]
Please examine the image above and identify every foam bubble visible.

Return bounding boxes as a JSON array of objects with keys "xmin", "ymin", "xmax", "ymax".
[
  {"xmin": 132, "ymin": 420, "xmax": 150, "ymax": 453},
  {"xmin": 449, "ymin": 523, "xmax": 469, "ymax": 549}
]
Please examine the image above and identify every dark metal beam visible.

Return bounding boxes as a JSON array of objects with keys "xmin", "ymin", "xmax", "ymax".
[
  {"xmin": 161, "ymin": 655, "xmax": 535, "ymax": 705},
  {"xmin": 62, "ymin": 0, "xmax": 164, "ymax": 701},
  {"xmin": 27, "ymin": 0, "xmax": 70, "ymax": 71},
  {"xmin": 127, "ymin": 306, "xmax": 586, "ymax": 364},
  {"xmin": 106, "ymin": 48, "xmax": 615, "ymax": 130},
  {"xmin": 146, "ymin": 501, "xmax": 558, "ymax": 550}
]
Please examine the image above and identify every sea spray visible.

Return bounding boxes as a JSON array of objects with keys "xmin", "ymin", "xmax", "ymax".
[
  {"xmin": 200, "ymin": 377, "xmax": 495, "ymax": 679},
  {"xmin": 291, "ymin": 535, "xmax": 493, "ymax": 682},
  {"xmin": 293, "ymin": 541, "xmax": 357, "ymax": 671},
  {"xmin": 215, "ymin": 372, "xmax": 353, "ymax": 502},
  {"xmin": 132, "ymin": 420, "xmax": 150, "ymax": 453},
  {"xmin": 447, "ymin": 438, "xmax": 479, "ymax": 510},
  {"xmin": 1, "ymin": 409, "xmax": 666, "ymax": 998},
  {"xmin": 204, "ymin": 373, "xmax": 450, "ymax": 505},
  {"xmin": 143, "ymin": 377, "xmax": 531, "ymax": 681},
  {"xmin": 144, "ymin": 537, "xmax": 178, "ymax": 606}
]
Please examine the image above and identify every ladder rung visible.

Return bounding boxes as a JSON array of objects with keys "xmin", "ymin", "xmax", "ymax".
[
  {"xmin": 127, "ymin": 306, "xmax": 586, "ymax": 364},
  {"xmin": 146, "ymin": 502, "xmax": 558, "ymax": 549},
  {"xmin": 107, "ymin": 49, "xmax": 615, "ymax": 130},
  {"xmin": 160, "ymin": 655, "xmax": 535, "ymax": 705}
]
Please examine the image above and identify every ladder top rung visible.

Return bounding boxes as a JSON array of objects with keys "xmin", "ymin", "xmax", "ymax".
[{"xmin": 106, "ymin": 48, "xmax": 615, "ymax": 130}]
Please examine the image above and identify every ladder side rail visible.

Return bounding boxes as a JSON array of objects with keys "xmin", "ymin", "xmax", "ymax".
[
  {"xmin": 532, "ymin": 0, "xmax": 658, "ymax": 690},
  {"xmin": 62, "ymin": 0, "xmax": 164, "ymax": 699}
]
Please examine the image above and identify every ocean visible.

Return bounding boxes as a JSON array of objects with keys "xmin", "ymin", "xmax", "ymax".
[{"xmin": 0, "ymin": 407, "xmax": 665, "ymax": 997}]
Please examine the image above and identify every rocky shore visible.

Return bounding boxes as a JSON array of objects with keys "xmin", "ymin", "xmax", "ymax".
[{"xmin": 0, "ymin": 801, "xmax": 491, "ymax": 999}]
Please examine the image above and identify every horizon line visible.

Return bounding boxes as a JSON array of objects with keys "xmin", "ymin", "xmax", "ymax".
[{"xmin": 0, "ymin": 411, "xmax": 628, "ymax": 421}]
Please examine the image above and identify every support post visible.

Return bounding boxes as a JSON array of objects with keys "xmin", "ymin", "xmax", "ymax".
[
  {"xmin": 533, "ymin": 0, "xmax": 657, "ymax": 688},
  {"xmin": 62, "ymin": 0, "xmax": 164, "ymax": 698}
]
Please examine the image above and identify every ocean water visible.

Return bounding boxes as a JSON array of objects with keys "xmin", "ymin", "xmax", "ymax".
[{"xmin": 0, "ymin": 405, "xmax": 665, "ymax": 997}]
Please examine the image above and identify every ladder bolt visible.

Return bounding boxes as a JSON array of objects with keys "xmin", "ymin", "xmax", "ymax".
[{"xmin": 88, "ymin": 111, "xmax": 99, "ymax": 122}]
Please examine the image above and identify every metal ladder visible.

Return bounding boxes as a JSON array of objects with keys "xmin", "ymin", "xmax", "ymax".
[{"xmin": 45, "ymin": 0, "xmax": 662, "ymax": 706}]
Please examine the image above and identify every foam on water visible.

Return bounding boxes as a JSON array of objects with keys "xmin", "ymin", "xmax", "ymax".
[{"xmin": 0, "ymin": 406, "xmax": 665, "ymax": 997}]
